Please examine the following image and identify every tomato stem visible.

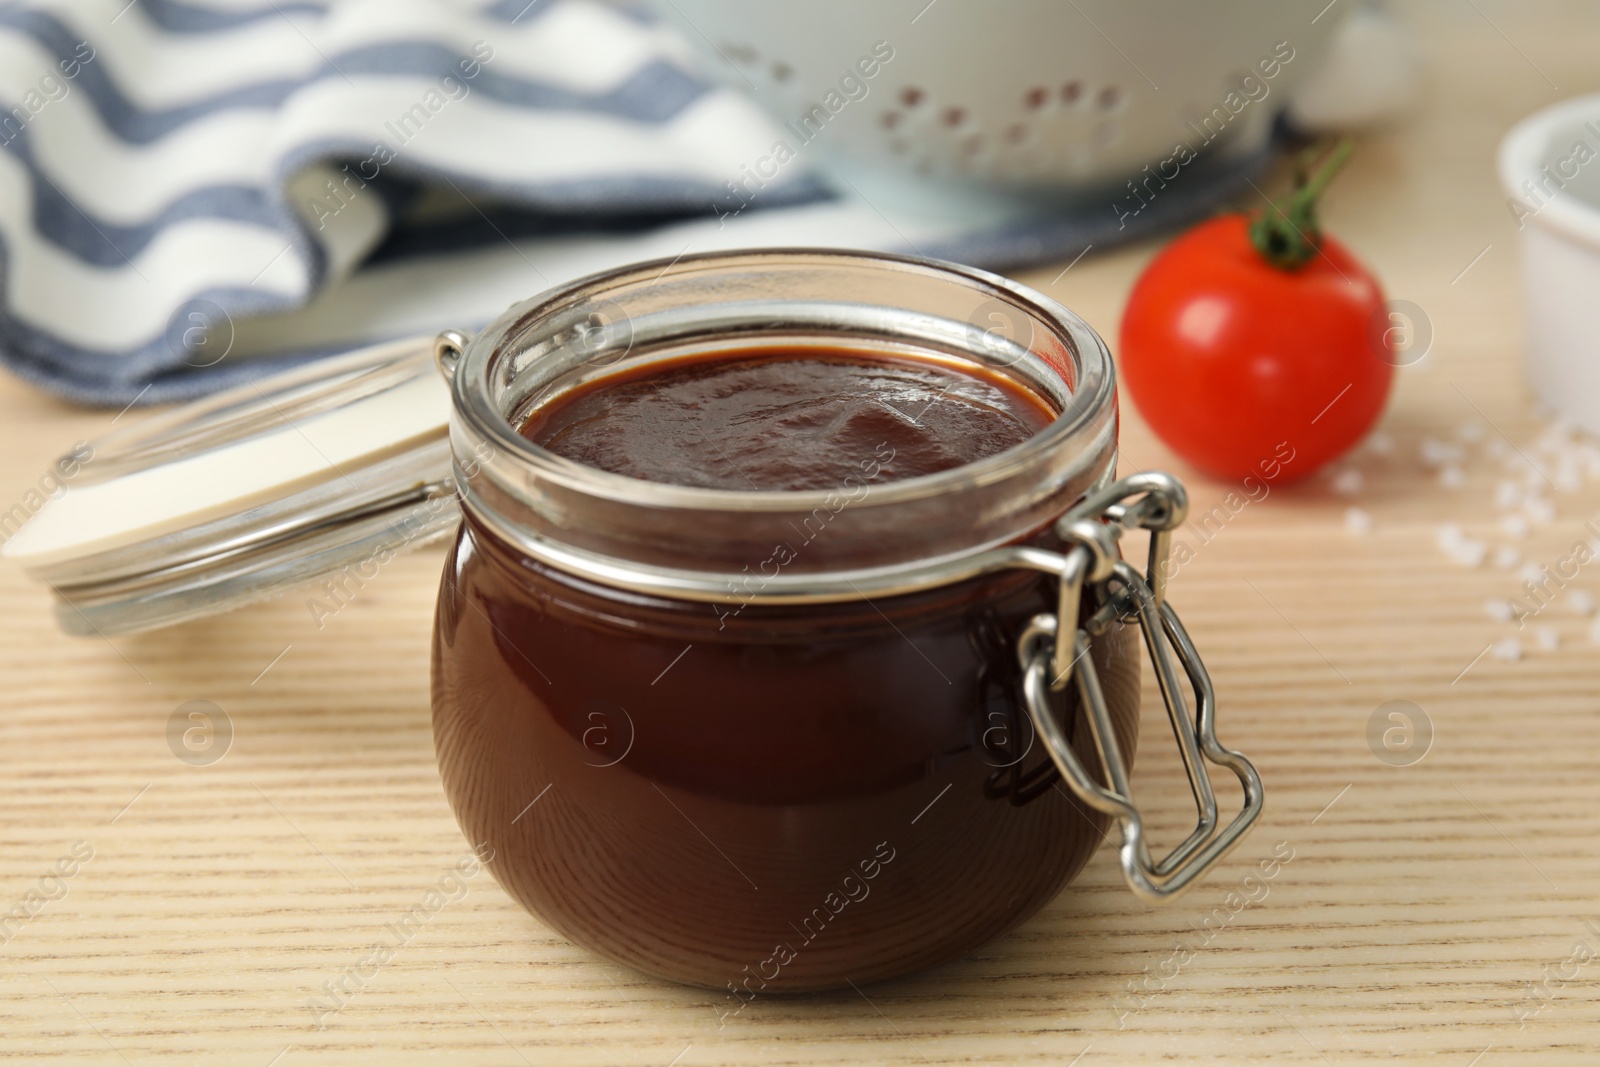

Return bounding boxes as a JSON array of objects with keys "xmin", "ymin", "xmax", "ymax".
[{"xmin": 1249, "ymin": 138, "xmax": 1354, "ymax": 270}]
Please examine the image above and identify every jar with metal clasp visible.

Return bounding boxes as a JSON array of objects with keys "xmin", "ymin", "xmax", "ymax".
[{"xmin": 4, "ymin": 249, "xmax": 1263, "ymax": 994}]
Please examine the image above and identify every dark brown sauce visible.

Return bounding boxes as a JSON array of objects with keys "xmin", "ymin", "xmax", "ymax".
[
  {"xmin": 519, "ymin": 347, "xmax": 1057, "ymax": 490},
  {"xmin": 432, "ymin": 346, "xmax": 1138, "ymax": 993}
]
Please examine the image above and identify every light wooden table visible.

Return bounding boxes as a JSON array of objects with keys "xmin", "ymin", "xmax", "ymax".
[{"xmin": 4, "ymin": 21, "xmax": 1598, "ymax": 1067}]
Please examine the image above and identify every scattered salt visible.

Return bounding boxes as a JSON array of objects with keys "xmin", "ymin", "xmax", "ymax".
[
  {"xmin": 1500, "ymin": 514, "xmax": 1530, "ymax": 538},
  {"xmin": 1330, "ymin": 468, "xmax": 1364, "ymax": 495},
  {"xmin": 1484, "ymin": 599, "xmax": 1515, "ymax": 622},
  {"xmin": 1492, "ymin": 636, "xmax": 1525, "ymax": 662},
  {"xmin": 1493, "ymin": 545, "xmax": 1523, "ymax": 570},
  {"xmin": 1440, "ymin": 465, "xmax": 1467, "ymax": 489},
  {"xmin": 1517, "ymin": 561, "xmax": 1545, "ymax": 584},
  {"xmin": 1525, "ymin": 496, "xmax": 1557, "ymax": 524},
  {"xmin": 1571, "ymin": 590, "xmax": 1598, "ymax": 616},
  {"xmin": 1456, "ymin": 421, "xmax": 1487, "ymax": 443},
  {"xmin": 1436, "ymin": 523, "xmax": 1487, "ymax": 566},
  {"xmin": 1546, "ymin": 418, "xmax": 1575, "ymax": 444},
  {"xmin": 1419, "ymin": 438, "xmax": 1464, "ymax": 467},
  {"xmin": 1365, "ymin": 430, "xmax": 1395, "ymax": 456},
  {"xmin": 1446, "ymin": 540, "xmax": 1489, "ymax": 568},
  {"xmin": 1495, "ymin": 481, "xmax": 1523, "ymax": 511},
  {"xmin": 1344, "ymin": 507, "xmax": 1374, "ymax": 536},
  {"xmin": 1536, "ymin": 626, "xmax": 1561, "ymax": 652}
]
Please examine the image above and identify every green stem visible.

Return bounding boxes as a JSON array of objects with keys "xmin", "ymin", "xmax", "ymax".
[{"xmin": 1249, "ymin": 138, "xmax": 1354, "ymax": 270}]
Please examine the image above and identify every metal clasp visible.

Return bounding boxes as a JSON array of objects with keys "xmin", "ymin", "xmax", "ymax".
[{"xmin": 1015, "ymin": 472, "xmax": 1264, "ymax": 902}]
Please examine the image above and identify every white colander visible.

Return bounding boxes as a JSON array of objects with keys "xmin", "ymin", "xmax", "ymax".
[{"xmin": 656, "ymin": 0, "xmax": 1341, "ymax": 211}]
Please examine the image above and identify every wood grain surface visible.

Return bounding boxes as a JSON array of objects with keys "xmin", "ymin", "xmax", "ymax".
[{"xmin": 3, "ymin": 18, "xmax": 1599, "ymax": 1067}]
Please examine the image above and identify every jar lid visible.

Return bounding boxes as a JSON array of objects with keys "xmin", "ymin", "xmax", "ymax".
[{"xmin": 3, "ymin": 335, "xmax": 457, "ymax": 636}]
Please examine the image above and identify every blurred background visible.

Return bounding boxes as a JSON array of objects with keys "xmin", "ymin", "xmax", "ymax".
[{"xmin": 0, "ymin": 0, "xmax": 1516, "ymax": 403}]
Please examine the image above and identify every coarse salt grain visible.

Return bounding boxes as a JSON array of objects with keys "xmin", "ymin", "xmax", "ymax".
[
  {"xmin": 1436, "ymin": 523, "xmax": 1488, "ymax": 566},
  {"xmin": 1500, "ymin": 514, "xmax": 1530, "ymax": 538},
  {"xmin": 1495, "ymin": 481, "xmax": 1522, "ymax": 510},
  {"xmin": 1517, "ymin": 561, "xmax": 1544, "ymax": 584},
  {"xmin": 1330, "ymin": 468, "xmax": 1364, "ymax": 495},
  {"xmin": 1492, "ymin": 636, "xmax": 1524, "ymax": 661},
  {"xmin": 1525, "ymin": 496, "xmax": 1557, "ymax": 524},
  {"xmin": 1570, "ymin": 590, "xmax": 1597, "ymax": 616},
  {"xmin": 1537, "ymin": 431, "xmax": 1571, "ymax": 460},
  {"xmin": 1419, "ymin": 438, "xmax": 1463, "ymax": 467},
  {"xmin": 1457, "ymin": 421, "xmax": 1487, "ymax": 443},
  {"xmin": 1440, "ymin": 465, "xmax": 1467, "ymax": 489},
  {"xmin": 1536, "ymin": 626, "xmax": 1561, "ymax": 652},
  {"xmin": 1484, "ymin": 599, "xmax": 1515, "ymax": 622},
  {"xmin": 1344, "ymin": 507, "xmax": 1373, "ymax": 536},
  {"xmin": 1493, "ymin": 545, "xmax": 1523, "ymax": 569},
  {"xmin": 1365, "ymin": 430, "xmax": 1395, "ymax": 456}
]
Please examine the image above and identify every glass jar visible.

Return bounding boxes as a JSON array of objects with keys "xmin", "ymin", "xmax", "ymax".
[{"xmin": 429, "ymin": 249, "xmax": 1261, "ymax": 993}]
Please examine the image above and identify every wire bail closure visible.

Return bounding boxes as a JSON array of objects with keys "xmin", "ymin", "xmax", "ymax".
[{"xmin": 1015, "ymin": 472, "xmax": 1264, "ymax": 902}]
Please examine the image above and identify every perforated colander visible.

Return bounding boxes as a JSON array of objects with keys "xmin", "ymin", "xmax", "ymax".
[{"xmin": 656, "ymin": 0, "xmax": 1342, "ymax": 209}]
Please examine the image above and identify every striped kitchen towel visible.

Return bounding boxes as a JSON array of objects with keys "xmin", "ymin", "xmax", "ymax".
[{"xmin": 0, "ymin": 0, "xmax": 1270, "ymax": 407}]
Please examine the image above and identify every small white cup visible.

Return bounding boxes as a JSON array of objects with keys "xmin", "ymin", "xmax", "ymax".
[{"xmin": 1499, "ymin": 94, "xmax": 1600, "ymax": 434}]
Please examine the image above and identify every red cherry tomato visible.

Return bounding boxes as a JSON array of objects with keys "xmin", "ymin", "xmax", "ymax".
[{"xmin": 1119, "ymin": 208, "xmax": 1393, "ymax": 484}]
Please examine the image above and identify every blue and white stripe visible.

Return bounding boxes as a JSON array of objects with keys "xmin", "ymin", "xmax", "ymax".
[{"xmin": 0, "ymin": 0, "xmax": 837, "ymax": 403}]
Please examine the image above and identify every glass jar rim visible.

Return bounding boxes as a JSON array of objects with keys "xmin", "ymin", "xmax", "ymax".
[
  {"xmin": 445, "ymin": 247, "xmax": 1120, "ymax": 598},
  {"xmin": 450, "ymin": 248, "xmax": 1114, "ymax": 514}
]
